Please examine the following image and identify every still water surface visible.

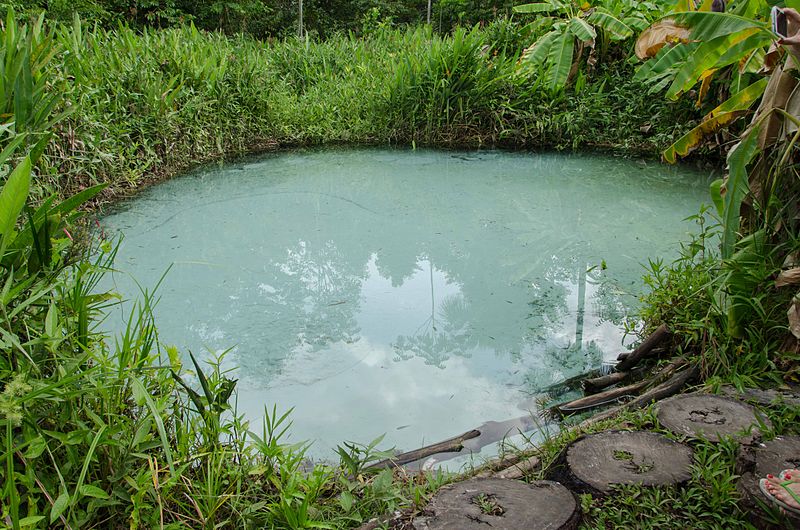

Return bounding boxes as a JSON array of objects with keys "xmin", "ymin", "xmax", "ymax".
[{"xmin": 101, "ymin": 148, "xmax": 712, "ymax": 466}]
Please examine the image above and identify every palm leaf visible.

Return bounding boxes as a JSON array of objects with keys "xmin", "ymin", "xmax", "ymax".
[
  {"xmin": 665, "ymin": 29, "xmax": 760, "ymax": 100},
  {"xmin": 716, "ymin": 32, "xmax": 772, "ymax": 71},
  {"xmin": 663, "ymin": 111, "xmax": 747, "ymax": 163},
  {"xmin": 623, "ymin": 15, "xmax": 649, "ymax": 32},
  {"xmin": 634, "ymin": 41, "xmax": 696, "ymax": 82}
]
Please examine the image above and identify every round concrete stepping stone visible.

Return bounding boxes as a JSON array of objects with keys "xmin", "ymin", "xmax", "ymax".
[
  {"xmin": 736, "ymin": 435, "xmax": 800, "ymax": 528},
  {"xmin": 657, "ymin": 394, "xmax": 771, "ymax": 442},
  {"xmin": 412, "ymin": 478, "xmax": 579, "ymax": 530},
  {"xmin": 562, "ymin": 430, "xmax": 693, "ymax": 494}
]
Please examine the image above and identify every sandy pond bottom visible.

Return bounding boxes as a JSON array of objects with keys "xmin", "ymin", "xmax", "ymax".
[{"xmin": 101, "ymin": 148, "xmax": 712, "ymax": 469}]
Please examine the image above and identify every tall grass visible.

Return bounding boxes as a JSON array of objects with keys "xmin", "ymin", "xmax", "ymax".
[{"xmin": 20, "ymin": 16, "xmax": 699, "ymax": 204}]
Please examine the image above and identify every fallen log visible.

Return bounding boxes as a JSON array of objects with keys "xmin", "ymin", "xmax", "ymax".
[
  {"xmin": 579, "ymin": 363, "xmax": 699, "ymax": 428},
  {"xmin": 366, "ymin": 429, "xmax": 481, "ymax": 470},
  {"xmin": 553, "ymin": 358, "xmax": 686, "ymax": 419},
  {"xmin": 615, "ymin": 324, "xmax": 670, "ymax": 371},
  {"xmin": 616, "ymin": 346, "xmax": 667, "ymax": 363}
]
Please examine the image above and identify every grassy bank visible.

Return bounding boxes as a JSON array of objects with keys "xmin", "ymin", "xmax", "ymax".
[{"xmin": 33, "ymin": 18, "xmax": 699, "ymax": 204}]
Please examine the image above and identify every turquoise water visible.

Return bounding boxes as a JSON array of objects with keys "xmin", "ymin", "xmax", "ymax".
[{"xmin": 100, "ymin": 148, "xmax": 712, "ymax": 466}]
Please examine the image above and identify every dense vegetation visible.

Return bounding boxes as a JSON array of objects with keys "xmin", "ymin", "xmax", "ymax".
[
  {"xmin": 15, "ymin": 15, "xmax": 695, "ymax": 205},
  {"xmin": 0, "ymin": 0, "xmax": 798, "ymax": 528},
  {"xmin": 4, "ymin": 0, "xmax": 519, "ymax": 38}
]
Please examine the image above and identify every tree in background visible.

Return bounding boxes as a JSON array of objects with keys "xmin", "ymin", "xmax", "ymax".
[{"xmin": 0, "ymin": 0, "xmax": 520, "ymax": 38}]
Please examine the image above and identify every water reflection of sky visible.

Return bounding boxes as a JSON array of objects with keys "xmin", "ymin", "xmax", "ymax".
[{"xmin": 101, "ymin": 148, "xmax": 713, "ymax": 462}]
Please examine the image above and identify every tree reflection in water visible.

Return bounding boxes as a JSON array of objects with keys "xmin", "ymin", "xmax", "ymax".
[{"xmin": 100, "ymin": 148, "xmax": 710, "ymax": 457}]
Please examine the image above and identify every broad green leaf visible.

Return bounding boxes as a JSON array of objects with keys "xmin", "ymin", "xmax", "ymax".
[
  {"xmin": 18, "ymin": 516, "xmax": 45, "ymax": 527},
  {"xmin": 0, "ymin": 156, "xmax": 31, "ymax": 238},
  {"xmin": 79, "ymin": 485, "xmax": 110, "ymax": 499},
  {"xmin": 50, "ymin": 492, "xmax": 69, "ymax": 524},
  {"xmin": 666, "ymin": 29, "xmax": 759, "ymax": 99},
  {"xmin": 722, "ymin": 130, "xmax": 760, "ymax": 259},
  {"xmin": 662, "ymin": 78, "xmax": 768, "ymax": 163},
  {"xmin": 50, "ymin": 184, "xmax": 107, "ymax": 218},
  {"xmin": 522, "ymin": 30, "xmax": 560, "ymax": 67},
  {"xmin": 514, "ymin": 2, "xmax": 560, "ymax": 13},
  {"xmin": 339, "ymin": 491, "xmax": 354, "ymax": 512},
  {"xmin": 132, "ymin": 417, "xmax": 152, "ymax": 447},
  {"xmin": 663, "ymin": 110, "xmax": 747, "ymax": 163},
  {"xmin": 710, "ymin": 179, "xmax": 724, "ymax": 217},
  {"xmin": 45, "ymin": 301, "xmax": 58, "ymax": 337},
  {"xmin": 546, "ymin": 31, "xmax": 575, "ymax": 92},
  {"xmin": 23, "ymin": 436, "xmax": 46, "ymax": 459},
  {"xmin": 588, "ymin": 9, "xmax": 633, "ymax": 39},
  {"xmin": 568, "ymin": 17, "xmax": 596, "ymax": 41},
  {"xmin": 189, "ymin": 351, "xmax": 213, "ymax": 404},
  {"xmin": 29, "ymin": 132, "xmax": 53, "ymax": 165},
  {"xmin": 708, "ymin": 77, "xmax": 768, "ymax": 116},
  {"xmin": 131, "ymin": 377, "xmax": 175, "ymax": 475},
  {"xmin": 672, "ymin": 11, "xmax": 769, "ymax": 42}
]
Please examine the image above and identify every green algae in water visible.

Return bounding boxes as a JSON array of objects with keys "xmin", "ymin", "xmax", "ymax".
[{"xmin": 100, "ymin": 148, "xmax": 713, "ymax": 464}]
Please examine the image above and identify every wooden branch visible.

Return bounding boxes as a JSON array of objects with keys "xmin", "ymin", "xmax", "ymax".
[
  {"xmin": 579, "ymin": 363, "xmax": 699, "ymax": 428},
  {"xmin": 555, "ymin": 380, "xmax": 650, "ymax": 416},
  {"xmin": 583, "ymin": 371, "xmax": 628, "ymax": 394},
  {"xmin": 615, "ymin": 324, "xmax": 671, "ymax": 371},
  {"xmin": 366, "ymin": 429, "xmax": 481, "ymax": 470}
]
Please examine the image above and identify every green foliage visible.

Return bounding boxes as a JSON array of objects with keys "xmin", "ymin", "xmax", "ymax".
[
  {"xmin": 0, "ymin": 16, "xmax": 694, "ymax": 205},
  {"xmin": 515, "ymin": 0, "xmax": 665, "ymax": 91}
]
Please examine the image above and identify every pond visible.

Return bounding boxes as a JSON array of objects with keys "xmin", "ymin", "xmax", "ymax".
[{"xmin": 101, "ymin": 148, "xmax": 713, "ymax": 468}]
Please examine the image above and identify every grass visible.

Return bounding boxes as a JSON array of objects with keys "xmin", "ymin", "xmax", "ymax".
[{"xmin": 32, "ymin": 18, "xmax": 700, "ymax": 205}]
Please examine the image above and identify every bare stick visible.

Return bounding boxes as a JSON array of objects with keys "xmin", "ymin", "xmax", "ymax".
[{"xmin": 366, "ymin": 429, "xmax": 481, "ymax": 470}]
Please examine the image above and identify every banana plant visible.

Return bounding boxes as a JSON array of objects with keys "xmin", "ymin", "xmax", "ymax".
[
  {"xmin": 635, "ymin": 5, "xmax": 800, "ymax": 337},
  {"xmin": 514, "ymin": 0, "xmax": 648, "ymax": 91}
]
